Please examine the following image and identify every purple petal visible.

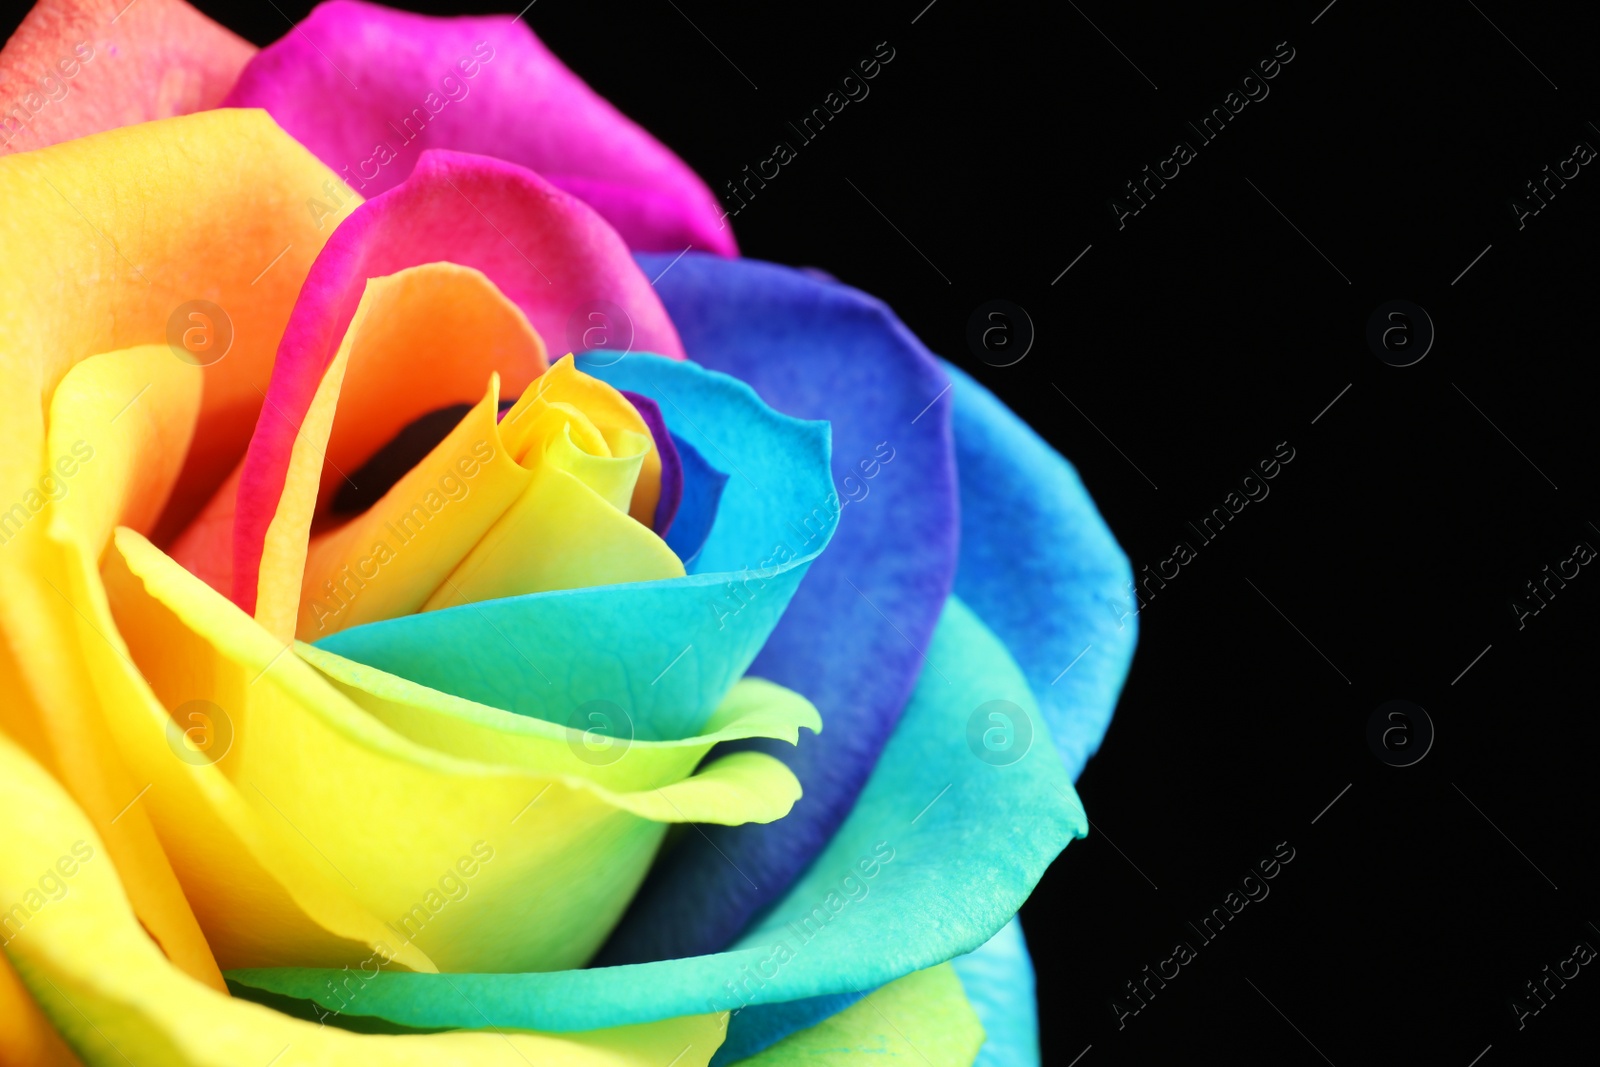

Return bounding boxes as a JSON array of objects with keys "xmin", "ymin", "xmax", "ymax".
[{"xmin": 621, "ymin": 389, "xmax": 682, "ymax": 537}]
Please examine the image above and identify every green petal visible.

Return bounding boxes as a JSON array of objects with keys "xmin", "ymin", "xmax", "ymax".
[
  {"xmin": 228, "ymin": 596, "xmax": 1086, "ymax": 1030},
  {"xmin": 301, "ymin": 645, "xmax": 820, "ymax": 793}
]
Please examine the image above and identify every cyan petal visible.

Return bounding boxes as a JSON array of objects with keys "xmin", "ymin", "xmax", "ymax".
[
  {"xmin": 714, "ymin": 915, "xmax": 1041, "ymax": 1065},
  {"xmin": 952, "ymin": 916, "xmax": 1040, "ymax": 1067},
  {"xmin": 703, "ymin": 905, "xmax": 1042, "ymax": 1064},
  {"xmin": 943, "ymin": 361, "xmax": 1137, "ymax": 779},
  {"xmin": 599, "ymin": 253, "xmax": 959, "ymax": 962},
  {"xmin": 314, "ymin": 355, "xmax": 834, "ymax": 741},
  {"xmin": 710, "ymin": 921, "xmax": 1036, "ymax": 1067},
  {"xmin": 228, "ymin": 597, "xmax": 1085, "ymax": 1032}
]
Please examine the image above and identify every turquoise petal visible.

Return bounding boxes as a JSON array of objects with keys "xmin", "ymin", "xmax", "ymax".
[
  {"xmin": 952, "ymin": 916, "xmax": 1041, "ymax": 1067},
  {"xmin": 313, "ymin": 354, "xmax": 834, "ymax": 741},
  {"xmin": 229, "ymin": 596, "xmax": 1086, "ymax": 1029},
  {"xmin": 719, "ymin": 914, "xmax": 1041, "ymax": 1067}
]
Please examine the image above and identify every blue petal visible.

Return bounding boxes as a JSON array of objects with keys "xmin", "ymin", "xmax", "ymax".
[
  {"xmin": 314, "ymin": 354, "xmax": 835, "ymax": 742},
  {"xmin": 663, "ymin": 430, "xmax": 727, "ymax": 569},
  {"xmin": 952, "ymin": 916, "xmax": 1041, "ymax": 1067},
  {"xmin": 598, "ymin": 253, "xmax": 960, "ymax": 963},
  {"xmin": 228, "ymin": 597, "xmax": 1086, "ymax": 1032},
  {"xmin": 943, "ymin": 361, "xmax": 1137, "ymax": 780}
]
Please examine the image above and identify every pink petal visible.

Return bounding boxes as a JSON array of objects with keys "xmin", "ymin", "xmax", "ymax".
[
  {"xmin": 0, "ymin": 0, "xmax": 253, "ymax": 156},
  {"xmin": 230, "ymin": 149, "xmax": 685, "ymax": 614},
  {"xmin": 223, "ymin": 0, "xmax": 736, "ymax": 256}
]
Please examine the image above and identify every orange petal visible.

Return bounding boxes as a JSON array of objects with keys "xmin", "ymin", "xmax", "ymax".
[
  {"xmin": 249, "ymin": 262, "xmax": 546, "ymax": 639},
  {"xmin": 0, "ymin": 109, "xmax": 359, "ymax": 991},
  {"xmin": 0, "ymin": 109, "xmax": 360, "ymax": 541},
  {"xmin": 0, "ymin": 949, "xmax": 82, "ymax": 1066}
]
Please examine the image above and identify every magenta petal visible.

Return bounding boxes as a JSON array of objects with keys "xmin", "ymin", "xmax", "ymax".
[
  {"xmin": 549, "ymin": 175, "xmax": 734, "ymax": 260},
  {"xmin": 223, "ymin": 0, "xmax": 735, "ymax": 255},
  {"xmin": 230, "ymin": 149, "xmax": 684, "ymax": 614}
]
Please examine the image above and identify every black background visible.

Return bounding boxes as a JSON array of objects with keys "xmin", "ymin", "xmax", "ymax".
[{"xmin": 12, "ymin": 1, "xmax": 1598, "ymax": 1063}]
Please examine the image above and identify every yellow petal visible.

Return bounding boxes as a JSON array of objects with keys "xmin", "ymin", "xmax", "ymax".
[
  {"xmin": 732, "ymin": 965, "xmax": 983, "ymax": 1066},
  {"xmin": 180, "ymin": 270, "xmax": 538, "ymax": 613},
  {"xmin": 45, "ymin": 345, "xmax": 202, "ymax": 560},
  {"xmin": 256, "ymin": 268, "xmax": 669, "ymax": 640},
  {"xmin": 501, "ymin": 354, "xmax": 661, "ymax": 525},
  {"xmin": 546, "ymin": 420, "xmax": 651, "ymax": 515},
  {"xmin": 0, "ymin": 348, "xmax": 224, "ymax": 990},
  {"xmin": 0, "ymin": 111, "xmax": 358, "ymax": 988},
  {"xmin": 422, "ymin": 416, "xmax": 684, "ymax": 612},
  {"xmin": 428, "ymin": 355, "xmax": 683, "ymax": 608},
  {"xmin": 0, "ymin": 728, "xmax": 727, "ymax": 1066},
  {"xmin": 255, "ymin": 326, "xmax": 353, "ymax": 642},
  {"xmin": 301, "ymin": 645, "xmax": 820, "ymax": 792},
  {"xmin": 108, "ymin": 526, "xmax": 804, "ymax": 972},
  {"xmin": 297, "ymin": 381, "xmax": 531, "ymax": 640}
]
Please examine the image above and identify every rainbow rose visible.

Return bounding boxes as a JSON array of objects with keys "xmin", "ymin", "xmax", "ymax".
[{"xmin": 0, "ymin": 2, "xmax": 1135, "ymax": 1065}]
